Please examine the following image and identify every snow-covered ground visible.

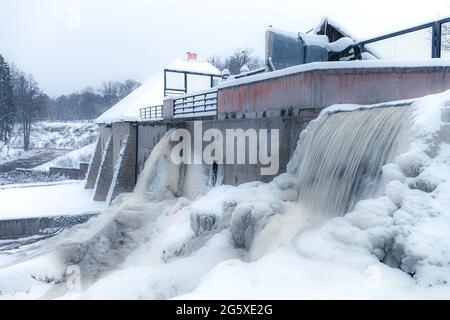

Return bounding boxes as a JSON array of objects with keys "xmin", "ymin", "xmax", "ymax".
[
  {"xmin": 0, "ymin": 90, "xmax": 449, "ymax": 300},
  {"xmin": 0, "ymin": 147, "xmax": 35, "ymax": 165},
  {"xmin": 0, "ymin": 182, "xmax": 106, "ymax": 220},
  {"xmin": 1, "ymin": 122, "xmax": 97, "ymax": 166}
]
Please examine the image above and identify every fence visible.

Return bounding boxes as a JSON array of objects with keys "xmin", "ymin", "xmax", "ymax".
[
  {"xmin": 359, "ymin": 17, "xmax": 450, "ymax": 60},
  {"xmin": 164, "ymin": 69, "xmax": 223, "ymax": 97},
  {"xmin": 173, "ymin": 90, "xmax": 218, "ymax": 117},
  {"xmin": 139, "ymin": 105, "xmax": 163, "ymax": 121}
]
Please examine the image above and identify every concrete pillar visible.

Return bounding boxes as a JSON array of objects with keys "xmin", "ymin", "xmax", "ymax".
[
  {"xmin": 93, "ymin": 136, "xmax": 114, "ymax": 201},
  {"xmin": 85, "ymin": 138, "xmax": 103, "ymax": 189},
  {"xmin": 107, "ymin": 125, "xmax": 137, "ymax": 203},
  {"xmin": 79, "ymin": 163, "xmax": 89, "ymax": 179},
  {"xmin": 163, "ymin": 98, "xmax": 174, "ymax": 119}
]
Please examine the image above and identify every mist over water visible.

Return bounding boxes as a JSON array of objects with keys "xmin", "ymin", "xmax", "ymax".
[{"xmin": 293, "ymin": 106, "xmax": 410, "ymax": 217}]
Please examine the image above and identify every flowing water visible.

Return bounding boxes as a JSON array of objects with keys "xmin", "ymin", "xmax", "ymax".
[
  {"xmin": 134, "ymin": 131, "xmax": 181, "ymax": 195},
  {"xmin": 293, "ymin": 106, "xmax": 410, "ymax": 217}
]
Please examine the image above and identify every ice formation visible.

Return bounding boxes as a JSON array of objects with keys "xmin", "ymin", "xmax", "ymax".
[{"xmin": 1, "ymin": 90, "xmax": 450, "ymax": 299}]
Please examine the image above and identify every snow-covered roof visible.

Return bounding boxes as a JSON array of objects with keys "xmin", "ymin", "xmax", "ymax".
[
  {"xmin": 311, "ymin": 16, "xmax": 359, "ymax": 42},
  {"xmin": 166, "ymin": 57, "xmax": 221, "ymax": 75},
  {"xmin": 96, "ymin": 58, "xmax": 220, "ymax": 124},
  {"xmin": 96, "ymin": 71, "xmax": 164, "ymax": 124}
]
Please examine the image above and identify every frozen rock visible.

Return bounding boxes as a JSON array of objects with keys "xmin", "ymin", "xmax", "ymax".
[
  {"xmin": 409, "ymin": 178, "xmax": 438, "ymax": 193},
  {"xmin": 440, "ymin": 123, "xmax": 450, "ymax": 144},
  {"xmin": 230, "ymin": 203, "xmax": 256, "ymax": 250},
  {"xmin": 273, "ymin": 174, "xmax": 298, "ymax": 190},
  {"xmin": 381, "ymin": 163, "xmax": 406, "ymax": 184},
  {"xmin": 441, "ymin": 107, "xmax": 450, "ymax": 123},
  {"xmin": 385, "ymin": 181, "xmax": 407, "ymax": 207},
  {"xmin": 395, "ymin": 151, "xmax": 430, "ymax": 178},
  {"xmin": 190, "ymin": 210, "xmax": 218, "ymax": 236}
]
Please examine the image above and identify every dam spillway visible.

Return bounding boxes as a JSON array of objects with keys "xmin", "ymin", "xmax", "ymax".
[{"xmin": 292, "ymin": 106, "xmax": 410, "ymax": 217}]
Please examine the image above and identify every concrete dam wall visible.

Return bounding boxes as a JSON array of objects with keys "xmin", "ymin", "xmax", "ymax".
[
  {"xmin": 87, "ymin": 62, "xmax": 450, "ymax": 203},
  {"xmin": 0, "ymin": 213, "xmax": 98, "ymax": 240}
]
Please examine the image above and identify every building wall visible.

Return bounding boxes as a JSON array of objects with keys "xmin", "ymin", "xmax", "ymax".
[
  {"xmin": 112, "ymin": 122, "xmax": 136, "ymax": 165},
  {"xmin": 137, "ymin": 123, "xmax": 173, "ymax": 176},
  {"xmin": 218, "ymin": 66, "xmax": 450, "ymax": 115},
  {"xmin": 99, "ymin": 125, "xmax": 112, "ymax": 150},
  {"xmin": 137, "ymin": 109, "xmax": 320, "ymax": 186}
]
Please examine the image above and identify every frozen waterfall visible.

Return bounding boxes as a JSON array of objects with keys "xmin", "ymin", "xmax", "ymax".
[{"xmin": 292, "ymin": 106, "xmax": 410, "ymax": 217}]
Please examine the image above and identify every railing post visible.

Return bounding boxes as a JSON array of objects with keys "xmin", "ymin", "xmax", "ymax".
[
  {"xmin": 164, "ymin": 70, "xmax": 167, "ymax": 97},
  {"xmin": 164, "ymin": 98, "xmax": 175, "ymax": 119},
  {"xmin": 435, "ymin": 21, "xmax": 442, "ymax": 58},
  {"xmin": 432, "ymin": 22, "xmax": 442, "ymax": 58}
]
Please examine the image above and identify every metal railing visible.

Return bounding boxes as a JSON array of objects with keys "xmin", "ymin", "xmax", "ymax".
[
  {"xmin": 359, "ymin": 17, "xmax": 450, "ymax": 60},
  {"xmin": 173, "ymin": 90, "xmax": 218, "ymax": 117},
  {"xmin": 139, "ymin": 105, "xmax": 163, "ymax": 120},
  {"xmin": 164, "ymin": 69, "xmax": 223, "ymax": 97}
]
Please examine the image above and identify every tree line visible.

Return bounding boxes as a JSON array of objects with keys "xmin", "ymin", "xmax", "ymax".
[
  {"xmin": 0, "ymin": 55, "xmax": 44, "ymax": 151},
  {"xmin": 47, "ymin": 79, "xmax": 140, "ymax": 121},
  {"xmin": 0, "ymin": 52, "xmax": 141, "ymax": 151}
]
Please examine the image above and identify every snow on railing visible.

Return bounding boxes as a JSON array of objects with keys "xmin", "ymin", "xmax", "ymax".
[
  {"xmin": 139, "ymin": 105, "xmax": 163, "ymax": 121},
  {"xmin": 173, "ymin": 89, "xmax": 218, "ymax": 118}
]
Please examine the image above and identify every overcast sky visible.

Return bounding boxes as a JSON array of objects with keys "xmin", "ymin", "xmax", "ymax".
[{"xmin": 1, "ymin": 0, "xmax": 450, "ymax": 97}]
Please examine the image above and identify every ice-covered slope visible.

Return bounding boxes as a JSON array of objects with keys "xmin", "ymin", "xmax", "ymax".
[{"xmin": 10, "ymin": 122, "xmax": 97, "ymax": 150}]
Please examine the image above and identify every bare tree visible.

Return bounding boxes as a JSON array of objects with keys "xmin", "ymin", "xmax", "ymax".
[
  {"xmin": 0, "ymin": 55, "xmax": 15, "ymax": 143},
  {"xmin": 99, "ymin": 81, "xmax": 122, "ymax": 107},
  {"xmin": 120, "ymin": 79, "xmax": 141, "ymax": 97},
  {"xmin": 208, "ymin": 54, "xmax": 224, "ymax": 70},
  {"xmin": 12, "ymin": 68, "xmax": 40, "ymax": 151},
  {"xmin": 209, "ymin": 48, "xmax": 263, "ymax": 75}
]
